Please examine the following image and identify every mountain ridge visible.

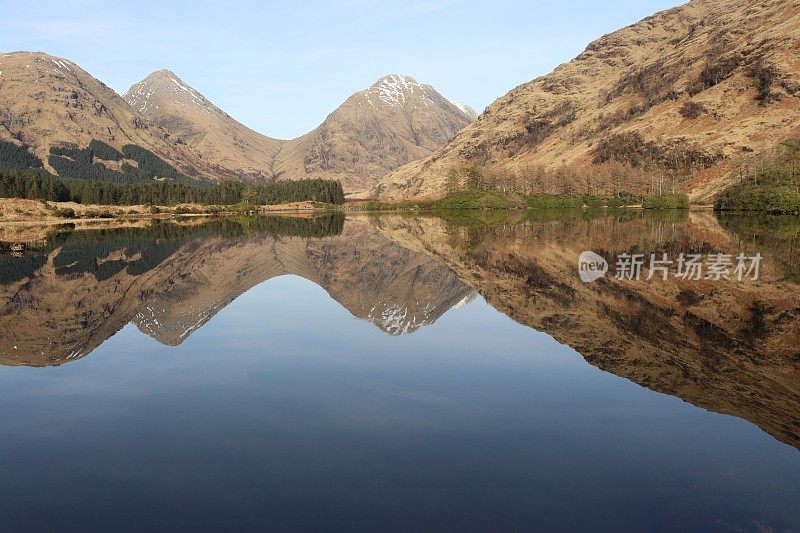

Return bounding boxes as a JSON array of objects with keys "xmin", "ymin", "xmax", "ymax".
[
  {"xmin": 0, "ymin": 51, "xmax": 475, "ymax": 194},
  {"xmin": 125, "ymin": 71, "xmax": 476, "ymax": 194},
  {"xmin": 0, "ymin": 51, "xmax": 208, "ymax": 180},
  {"xmin": 124, "ymin": 68, "xmax": 283, "ymax": 183}
]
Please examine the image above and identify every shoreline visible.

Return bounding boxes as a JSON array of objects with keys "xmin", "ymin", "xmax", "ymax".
[
  {"xmin": 0, "ymin": 197, "xmax": 339, "ymax": 225},
  {"xmin": 0, "ymin": 204, "xmax": 765, "ymax": 226},
  {"xmin": 2, "ymin": 196, "xmax": 791, "ymax": 228}
]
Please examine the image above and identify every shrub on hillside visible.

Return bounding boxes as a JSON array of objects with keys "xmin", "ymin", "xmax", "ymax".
[
  {"xmin": 689, "ymin": 48, "xmax": 740, "ymax": 96},
  {"xmin": 593, "ymin": 133, "xmax": 721, "ymax": 172},
  {"xmin": 751, "ymin": 58, "xmax": 778, "ymax": 105},
  {"xmin": 679, "ymin": 101, "xmax": 706, "ymax": 119},
  {"xmin": 606, "ymin": 64, "xmax": 679, "ymax": 108},
  {"xmin": 715, "ymin": 137, "xmax": 800, "ymax": 213}
]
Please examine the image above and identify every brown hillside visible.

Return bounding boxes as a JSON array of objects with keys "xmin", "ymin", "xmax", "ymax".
[
  {"xmin": 124, "ymin": 69, "xmax": 283, "ymax": 183},
  {"xmin": 0, "ymin": 52, "xmax": 208, "ymax": 180},
  {"xmin": 274, "ymin": 75, "xmax": 476, "ymax": 194},
  {"xmin": 126, "ymin": 72, "xmax": 475, "ymax": 193},
  {"xmin": 374, "ymin": 0, "xmax": 800, "ymax": 201}
]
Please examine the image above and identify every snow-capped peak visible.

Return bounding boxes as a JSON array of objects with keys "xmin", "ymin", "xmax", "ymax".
[
  {"xmin": 124, "ymin": 69, "xmax": 218, "ymax": 117},
  {"xmin": 368, "ymin": 74, "xmax": 429, "ymax": 107},
  {"xmin": 450, "ymin": 100, "xmax": 478, "ymax": 119}
]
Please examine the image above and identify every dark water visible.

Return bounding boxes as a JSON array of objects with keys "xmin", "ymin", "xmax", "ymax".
[{"xmin": 1, "ymin": 211, "xmax": 799, "ymax": 531}]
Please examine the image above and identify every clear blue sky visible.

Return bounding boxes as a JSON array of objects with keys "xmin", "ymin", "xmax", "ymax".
[{"xmin": 1, "ymin": 0, "xmax": 683, "ymax": 139}]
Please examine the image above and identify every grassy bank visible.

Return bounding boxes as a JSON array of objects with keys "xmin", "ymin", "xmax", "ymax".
[
  {"xmin": 356, "ymin": 190, "xmax": 690, "ymax": 212},
  {"xmin": 641, "ymin": 193, "xmax": 690, "ymax": 209}
]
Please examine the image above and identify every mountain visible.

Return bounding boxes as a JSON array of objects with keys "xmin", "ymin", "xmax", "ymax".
[
  {"xmin": 0, "ymin": 52, "xmax": 207, "ymax": 180},
  {"xmin": 374, "ymin": 0, "xmax": 800, "ymax": 201},
  {"xmin": 126, "ymin": 72, "xmax": 476, "ymax": 193},
  {"xmin": 124, "ymin": 70, "xmax": 282, "ymax": 182},
  {"xmin": 275, "ymin": 75, "xmax": 476, "ymax": 193},
  {"xmin": 0, "ymin": 53, "xmax": 474, "ymax": 193}
]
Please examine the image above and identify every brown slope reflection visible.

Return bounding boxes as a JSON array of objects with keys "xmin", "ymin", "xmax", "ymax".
[
  {"xmin": 2, "ymin": 211, "xmax": 799, "ymax": 451},
  {"xmin": 372, "ymin": 210, "xmax": 800, "ymax": 451},
  {"xmin": 0, "ymin": 216, "xmax": 474, "ymax": 366}
]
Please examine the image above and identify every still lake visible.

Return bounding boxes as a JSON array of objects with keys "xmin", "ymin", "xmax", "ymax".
[{"xmin": 0, "ymin": 211, "xmax": 799, "ymax": 531}]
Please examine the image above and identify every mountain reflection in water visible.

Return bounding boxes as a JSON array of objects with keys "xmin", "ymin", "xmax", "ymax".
[{"xmin": 1, "ymin": 210, "xmax": 799, "ymax": 458}]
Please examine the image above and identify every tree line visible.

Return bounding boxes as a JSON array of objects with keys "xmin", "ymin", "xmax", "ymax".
[
  {"xmin": 0, "ymin": 140, "xmax": 44, "ymax": 171},
  {"xmin": 0, "ymin": 168, "xmax": 345, "ymax": 206},
  {"xmin": 48, "ymin": 140, "xmax": 191, "ymax": 183},
  {"xmin": 0, "ymin": 140, "xmax": 345, "ymax": 206}
]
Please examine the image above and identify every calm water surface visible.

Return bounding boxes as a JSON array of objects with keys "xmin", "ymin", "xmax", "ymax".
[{"xmin": 0, "ymin": 211, "xmax": 799, "ymax": 531}]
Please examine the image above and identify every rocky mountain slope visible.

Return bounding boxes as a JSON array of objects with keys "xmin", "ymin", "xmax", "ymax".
[
  {"xmin": 374, "ymin": 0, "xmax": 800, "ymax": 201},
  {"xmin": 124, "ymin": 70, "xmax": 283, "ymax": 182},
  {"xmin": 0, "ymin": 52, "xmax": 474, "ymax": 193},
  {"xmin": 274, "ymin": 75, "xmax": 476, "ymax": 193},
  {"xmin": 126, "ymin": 72, "xmax": 475, "ymax": 193},
  {"xmin": 0, "ymin": 52, "xmax": 208, "ymax": 180}
]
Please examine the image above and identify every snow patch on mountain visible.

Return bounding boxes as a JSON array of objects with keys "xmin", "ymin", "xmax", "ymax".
[
  {"xmin": 368, "ymin": 301, "xmax": 437, "ymax": 336},
  {"xmin": 124, "ymin": 70, "xmax": 216, "ymax": 117},
  {"xmin": 368, "ymin": 74, "xmax": 432, "ymax": 108},
  {"xmin": 450, "ymin": 100, "xmax": 478, "ymax": 118},
  {"xmin": 50, "ymin": 58, "xmax": 71, "ymax": 71},
  {"xmin": 450, "ymin": 100, "xmax": 478, "ymax": 119},
  {"xmin": 452, "ymin": 292, "xmax": 478, "ymax": 310}
]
